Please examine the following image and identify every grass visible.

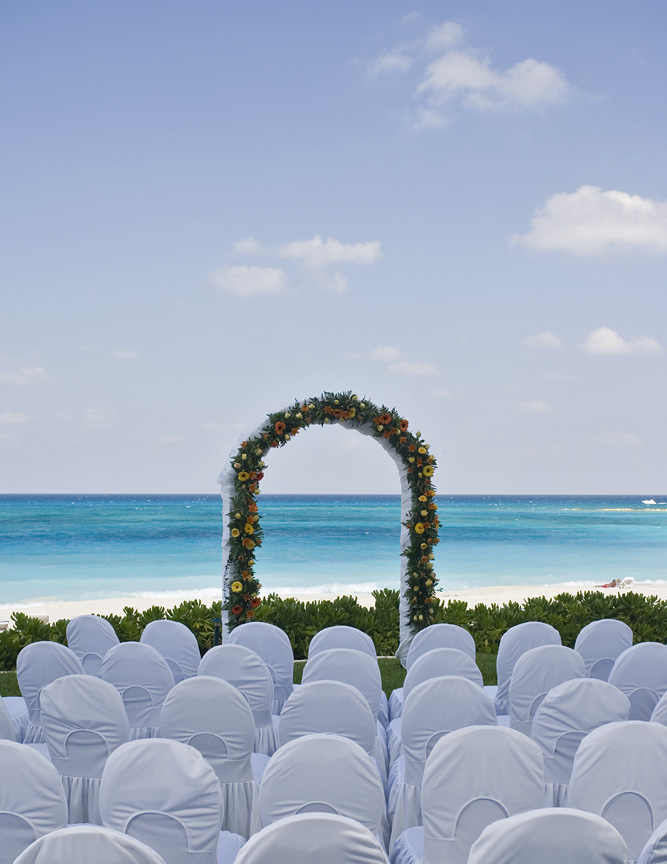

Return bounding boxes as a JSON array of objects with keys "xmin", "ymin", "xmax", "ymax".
[{"xmin": 0, "ymin": 654, "xmax": 498, "ymax": 700}]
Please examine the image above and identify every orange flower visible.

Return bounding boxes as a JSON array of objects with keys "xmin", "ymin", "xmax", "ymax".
[
  {"xmin": 242, "ymin": 537, "xmax": 255, "ymax": 549},
  {"xmin": 408, "ymin": 444, "xmax": 416, "ymax": 452},
  {"xmin": 231, "ymin": 605, "xmax": 243, "ymax": 615},
  {"xmin": 248, "ymin": 502, "xmax": 258, "ymax": 513},
  {"xmin": 250, "ymin": 597, "xmax": 261, "ymax": 608},
  {"xmin": 379, "ymin": 413, "xmax": 392, "ymax": 425},
  {"xmin": 246, "ymin": 609, "xmax": 255, "ymax": 618},
  {"xmin": 274, "ymin": 421, "xmax": 286, "ymax": 434},
  {"xmin": 399, "ymin": 419, "xmax": 409, "ymax": 431}
]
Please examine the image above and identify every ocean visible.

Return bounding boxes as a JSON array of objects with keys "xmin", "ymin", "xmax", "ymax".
[{"xmin": 1, "ymin": 494, "xmax": 666, "ymax": 607}]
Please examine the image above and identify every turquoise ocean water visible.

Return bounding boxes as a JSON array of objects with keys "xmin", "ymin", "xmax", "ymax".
[{"xmin": 1, "ymin": 494, "xmax": 666, "ymax": 608}]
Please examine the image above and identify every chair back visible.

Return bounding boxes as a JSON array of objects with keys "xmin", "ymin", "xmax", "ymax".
[
  {"xmin": 13, "ymin": 824, "xmax": 167, "ymax": 864},
  {"xmin": 308, "ymin": 625, "xmax": 377, "ymax": 659},
  {"xmin": 140, "ymin": 620, "xmax": 201, "ymax": 683},
  {"xmin": 101, "ymin": 642, "xmax": 174, "ymax": 736},
  {"xmin": 406, "ymin": 623, "xmax": 476, "ymax": 669},
  {"xmin": 301, "ymin": 648, "xmax": 382, "ymax": 722},
  {"xmin": 608, "ymin": 642, "xmax": 667, "ymax": 720},
  {"xmin": 66, "ymin": 615, "xmax": 120, "ymax": 677},
  {"xmin": 494, "ymin": 622, "xmax": 561, "ymax": 715},
  {"xmin": 199, "ymin": 643, "xmax": 274, "ymax": 729},
  {"xmin": 404, "ymin": 648, "xmax": 483, "ymax": 702},
  {"xmin": 228, "ymin": 622, "xmax": 294, "ymax": 712},
  {"xmin": 574, "ymin": 619, "xmax": 633, "ymax": 680}
]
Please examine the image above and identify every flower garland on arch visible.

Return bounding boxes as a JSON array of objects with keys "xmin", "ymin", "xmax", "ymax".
[{"xmin": 223, "ymin": 391, "xmax": 439, "ymax": 631}]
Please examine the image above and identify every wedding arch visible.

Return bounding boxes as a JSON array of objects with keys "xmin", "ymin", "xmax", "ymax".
[{"xmin": 217, "ymin": 391, "xmax": 439, "ymax": 647}]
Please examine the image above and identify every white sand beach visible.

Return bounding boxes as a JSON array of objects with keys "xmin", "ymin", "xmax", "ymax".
[{"xmin": 1, "ymin": 581, "xmax": 665, "ymax": 625}]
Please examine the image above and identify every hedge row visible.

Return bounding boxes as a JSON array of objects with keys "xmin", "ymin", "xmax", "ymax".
[{"xmin": 1, "ymin": 588, "xmax": 665, "ymax": 670}]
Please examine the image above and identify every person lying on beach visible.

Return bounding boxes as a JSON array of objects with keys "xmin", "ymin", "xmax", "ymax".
[{"xmin": 596, "ymin": 579, "xmax": 621, "ymax": 588}]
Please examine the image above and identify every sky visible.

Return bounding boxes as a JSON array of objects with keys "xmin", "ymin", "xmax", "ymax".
[{"xmin": 1, "ymin": 0, "xmax": 666, "ymax": 495}]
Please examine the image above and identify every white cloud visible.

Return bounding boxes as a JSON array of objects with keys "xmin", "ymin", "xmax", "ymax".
[
  {"xmin": 0, "ymin": 412, "xmax": 28, "ymax": 425},
  {"xmin": 596, "ymin": 430, "xmax": 643, "ymax": 447},
  {"xmin": 209, "ymin": 266, "xmax": 287, "ymax": 297},
  {"xmin": 524, "ymin": 331, "xmax": 562, "ymax": 349},
  {"xmin": 112, "ymin": 349, "xmax": 138, "ymax": 360},
  {"xmin": 388, "ymin": 360, "xmax": 438, "ymax": 376},
  {"xmin": 519, "ymin": 400, "xmax": 553, "ymax": 413},
  {"xmin": 0, "ymin": 365, "xmax": 48, "ymax": 385},
  {"xmin": 513, "ymin": 185, "xmax": 667, "ymax": 256},
  {"xmin": 582, "ymin": 327, "xmax": 663, "ymax": 355},
  {"xmin": 318, "ymin": 270, "xmax": 349, "ymax": 293},
  {"xmin": 279, "ymin": 235, "xmax": 381, "ymax": 269},
  {"xmin": 369, "ymin": 345, "xmax": 401, "ymax": 362},
  {"xmin": 82, "ymin": 408, "xmax": 114, "ymax": 429},
  {"xmin": 424, "ymin": 22, "xmax": 465, "ymax": 54},
  {"xmin": 232, "ymin": 237, "xmax": 266, "ymax": 256},
  {"xmin": 367, "ymin": 50, "xmax": 412, "ymax": 77}
]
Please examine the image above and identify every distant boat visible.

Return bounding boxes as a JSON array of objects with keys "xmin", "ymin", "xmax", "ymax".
[{"xmin": 642, "ymin": 499, "xmax": 657, "ymax": 505}]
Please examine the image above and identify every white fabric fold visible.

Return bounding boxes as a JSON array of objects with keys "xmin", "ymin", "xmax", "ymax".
[
  {"xmin": 494, "ymin": 622, "xmax": 561, "ymax": 716},
  {"xmin": 13, "ymin": 824, "xmax": 168, "ymax": 864},
  {"xmin": 608, "ymin": 642, "xmax": 667, "ymax": 720}
]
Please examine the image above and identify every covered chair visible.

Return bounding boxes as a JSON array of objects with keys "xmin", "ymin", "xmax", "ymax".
[
  {"xmin": 160, "ymin": 675, "xmax": 261, "ymax": 838},
  {"xmin": 16, "ymin": 641, "xmax": 85, "ymax": 743},
  {"xmin": 387, "ymin": 648, "xmax": 483, "ymax": 765},
  {"xmin": 575, "ymin": 618, "xmax": 633, "ymax": 681},
  {"xmin": 234, "ymin": 813, "xmax": 389, "ymax": 864},
  {"xmin": 467, "ymin": 808, "xmax": 628, "ymax": 864},
  {"xmin": 99, "ymin": 738, "xmax": 244, "ymax": 864},
  {"xmin": 14, "ymin": 825, "xmax": 167, "ymax": 864},
  {"xmin": 391, "ymin": 725, "xmax": 544, "ymax": 864},
  {"xmin": 388, "ymin": 676, "xmax": 497, "ymax": 850},
  {"xmin": 389, "ymin": 624, "xmax": 476, "ymax": 721},
  {"xmin": 508, "ymin": 644, "xmax": 585, "ymax": 736},
  {"xmin": 569, "ymin": 721, "xmax": 667, "ymax": 862},
  {"xmin": 608, "ymin": 642, "xmax": 667, "ymax": 720},
  {"xmin": 532, "ymin": 677, "xmax": 631, "ymax": 805},
  {"xmin": 494, "ymin": 621, "xmax": 561, "ymax": 716},
  {"xmin": 0, "ymin": 695, "xmax": 14, "ymax": 740},
  {"xmin": 258, "ymin": 734, "xmax": 389, "ymax": 848},
  {"xmin": 198, "ymin": 644, "xmax": 279, "ymax": 756},
  {"xmin": 66, "ymin": 614, "xmax": 120, "ymax": 677},
  {"xmin": 140, "ymin": 620, "xmax": 201, "ymax": 683},
  {"xmin": 0, "ymin": 740, "xmax": 68, "ymax": 864},
  {"xmin": 3, "ymin": 695, "xmax": 28, "ymax": 742},
  {"xmin": 101, "ymin": 642, "xmax": 174, "ymax": 738},
  {"xmin": 39, "ymin": 674, "xmax": 130, "ymax": 824},
  {"xmin": 228, "ymin": 622, "xmax": 294, "ymax": 714}
]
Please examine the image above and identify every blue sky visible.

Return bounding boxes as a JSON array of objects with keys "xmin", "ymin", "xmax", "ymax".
[{"xmin": 1, "ymin": 1, "xmax": 665, "ymax": 494}]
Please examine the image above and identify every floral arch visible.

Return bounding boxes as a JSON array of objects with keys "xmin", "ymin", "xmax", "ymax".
[{"xmin": 217, "ymin": 391, "xmax": 439, "ymax": 647}]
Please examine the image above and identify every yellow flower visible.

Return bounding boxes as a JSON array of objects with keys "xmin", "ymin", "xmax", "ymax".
[
  {"xmin": 244, "ymin": 523, "xmax": 254, "ymax": 535},
  {"xmin": 348, "ymin": 407, "xmax": 356, "ymax": 417},
  {"xmin": 418, "ymin": 446, "xmax": 427, "ymax": 454},
  {"xmin": 422, "ymin": 465, "xmax": 434, "ymax": 477},
  {"xmin": 408, "ymin": 456, "xmax": 415, "ymax": 463},
  {"xmin": 421, "ymin": 509, "xmax": 428, "ymax": 517},
  {"xmin": 238, "ymin": 471, "xmax": 250, "ymax": 482},
  {"xmin": 231, "ymin": 528, "xmax": 240, "ymax": 538},
  {"xmin": 426, "ymin": 579, "xmax": 433, "ymax": 586},
  {"xmin": 414, "ymin": 522, "xmax": 425, "ymax": 534},
  {"xmin": 419, "ymin": 495, "xmax": 427, "ymax": 502},
  {"xmin": 230, "ymin": 581, "xmax": 243, "ymax": 593}
]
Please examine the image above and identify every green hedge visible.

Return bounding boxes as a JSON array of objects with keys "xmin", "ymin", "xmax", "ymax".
[{"xmin": 1, "ymin": 588, "xmax": 665, "ymax": 670}]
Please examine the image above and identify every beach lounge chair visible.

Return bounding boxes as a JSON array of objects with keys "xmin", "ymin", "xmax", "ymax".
[
  {"xmin": 140, "ymin": 620, "xmax": 201, "ymax": 683},
  {"xmin": 0, "ymin": 740, "xmax": 68, "ymax": 864},
  {"xmin": 258, "ymin": 733, "xmax": 389, "ymax": 849},
  {"xmin": 13, "ymin": 825, "xmax": 167, "ymax": 864},
  {"xmin": 228, "ymin": 621, "xmax": 294, "ymax": 714},
  {"xmin": 39, "ymin": 674, "xmax": 130, "ymax": 824},
  {"xmin": 388, "ymin": 676, "xmax": 497, "ymax": 851},
  {"xmin": 16, "ymin": 640, "xmax": 85, "ymax": 743},
  {"xmin": 198, "ymin": 644, "xmax": 280, "ymax": 756},
  {"xmin": 391, "ymin": 725, "xmax": 544, "ymax": 864},
  {"xmin": 386, "ymin": 648, "xmax": 483, "ymax": 765},
  {"xmin": 494, "ymin": 621, "xmax": 561, "ymax": 716},
  {"xmin": 99, "ymin": 738, "xmax": 245, "ymax": 864},
  {"xmin": 160, "ymin": 675, "xmax": 263, "ymax": 838},
  {"xmin": 101, "ymin": 642, "xmax": 174, "ymax": 739},
  {"xmin": 574, "ymin": 618, "xmax": 633, "ymax": 681},
  {"xmin": 531, "ymin": 677, "xmax": 631, "ymax": 805},
  {"xmin": 608, "ymin": 642, "xmax": 667, "ymax": 720},
  {"xmin": 569, "ymin": 721, "xmax": 667, "ymax": 861},
  {"xmin": 467, "ymin": 809, "xmax": 628, "ymax": 864},
  {"xmin": 507, "ymin": 644, "xmax": 585, "ymax": 736},
  {"xmin": 233, "ymin": 812, "xmax": 390, "ymax": 864},
  {"xmin": 389, "ymin": 624, "xmax": 476, "ymax": 721},
  {"xmin": 66, "ymin": 614, "xmax": 120, "ymax": 677}
]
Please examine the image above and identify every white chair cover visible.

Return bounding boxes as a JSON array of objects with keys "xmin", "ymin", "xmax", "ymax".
[
  {"xmin": 16, "ymin": 641, "xmax": 85, "ymax": 743},
  {"xmin": 66, "ymin": 615, "xmax": 120, "ymax": 677},
  {"xmin": 301, "ymin": 648, "xmax": 387, "ymax": 772},
  {"xmin": 101, "ymin": 642, "xmax": 174, "ymax": 738},
  {"xmin": 160, "ymin": 675, "xmax": 260, "ymax": 838},
  {"xmin": 389, "ymin": 676, "xmax": 497, "ymax": 849},
  {"xmin": 0, "ymin": 695, "xmax": 14, "ymax": 740},
  {"xmin": 140, "ymin": 620, "xmax": 201, "ymax": 683},
  {"xmin": 14, "ymin": 825, "xmax": 167, "ymax": 864},
  {"xmin": 494, "ymin": 621, "xmax": 561, "ymax": 716},
  {"xmin": 3, "ymin": 696, "xmax": 28, "ymax": 742},
  {"xmin": 608, "ymin": 643, "xmax": 667, "ymax": 720},
  {"xmin": 639, "ymin": 815, "xmax": 667, "ymax": 864},
  {"xmin": 532, "ymin": 677, "xmax": 631, "ymax": 805},
  {"xmin": 392, "ymin": 725, "xmax": 545, "ymax": 864},
  {"xmin": 228, "ymin": 622, "xmax": 294, "ymax": 714},
  {"xmin": 389, "ymin": 624, "xmax": 476, "ymax": 721},
  {"xmin": 569, "ymin": 721, "xmax": 667, "ymax": 862},
  {"xmin": 0, "ymin": 740, "xmax": 68, "ymax": 864},
  {"xmin": 467, "ymin": 808, "xmax": 628, "ymax": 864},
  {"xmin": 508, "ymin": 644, "xmax": 585, "ymax": 736},
  {"xmin": 198, "ymin": 644, "xmax": 279, "ymax": 756},
  {"xmin": 575, "ymin": 619, "xmax": 633, "ymax": 680},
  {"xmin": 387, "ymin": 649, "xmax": 483, "ymax": 765},
  {"xmin": 100, "ymin": 738, "xmax": 243, "ymax": 864},
  {"xmin": 234, "ymin": 812, "xmax": 390, "ymax": 864},
  {"xmin": 39, "ymin": 674, "xmax": 130, "ymax": 825},
  {"xmin": 651, "ymin": 692, "xmax": 667, "ymax": 727},
  {"xmin": 258, "ymin": 733, "xmax": 389, "ymax": 848}
]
